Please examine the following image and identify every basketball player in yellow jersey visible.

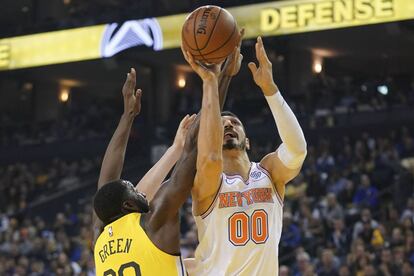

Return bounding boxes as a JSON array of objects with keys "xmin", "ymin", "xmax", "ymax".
[
  {"xmin": 92, "ymin": 68, "xmax": 196, "ymax": 276},
  {"xmin": 92, "ymin": 40, "xmax": 244, "ymax": 276}
]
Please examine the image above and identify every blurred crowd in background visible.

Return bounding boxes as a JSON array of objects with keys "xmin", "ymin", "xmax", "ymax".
[
  {"xmin": 0, "ymin": 72, "xmax": 414, "ymax": 275},
  {"xmin": 3, "ymin": 74, "xmax": 414, "ymax": 147}
]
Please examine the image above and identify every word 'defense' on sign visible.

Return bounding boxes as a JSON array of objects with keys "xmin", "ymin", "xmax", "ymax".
[
  {"xmin": 261, "ymin": 0, "xmax": 395, "ymax": 32},
  {"xmin": 2, "ymin": 0, "xmax": 413, "ymax": 71},
  {"xmin": 0, "ymin": 44, "xmax": 10, "ymax": 68}
]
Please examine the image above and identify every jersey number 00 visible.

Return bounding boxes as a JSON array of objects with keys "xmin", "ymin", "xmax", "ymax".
[{"xmin": 228, "ymin": 209, "xmax": 269, "ymax": 246}]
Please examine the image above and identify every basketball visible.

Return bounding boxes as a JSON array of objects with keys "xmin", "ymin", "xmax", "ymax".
[{"xmin": 181, "ymin": 5, "xmax": 240, "ymax": 64}]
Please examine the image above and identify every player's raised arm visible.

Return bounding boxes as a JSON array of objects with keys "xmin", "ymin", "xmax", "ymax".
[
  {"xmin": 183, "ymin": 51, "xmax": 224, "ymax": 216},
  {"xmin": 248, "ymin": 37, "xmax": 307, "ymax": 196},
  {"xmin": 93, "ymin": 68, "xmax": 142, "ymax": 242},
  {"xmin": 135, "ymin": 114, "xmax": 196, "ymax": 201}
]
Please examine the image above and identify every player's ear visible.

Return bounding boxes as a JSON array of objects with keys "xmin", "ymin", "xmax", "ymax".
[
  {"xmin": 246, "ymin": 138, "xmax": 250, "ymax": 150},
  {"xmin": 122, "ymin": 200, "xmax": 139, "ymax": 213}
]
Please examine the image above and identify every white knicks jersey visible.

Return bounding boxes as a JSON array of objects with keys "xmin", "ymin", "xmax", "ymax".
[{"xmin": 189, "ymin": 162, "xmax": 283, "ymax": 276}]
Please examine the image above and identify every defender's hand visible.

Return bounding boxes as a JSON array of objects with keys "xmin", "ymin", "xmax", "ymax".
[
  {"xmin": 173, "ymin": 114, "xmax": 196, "ymax": 149},
  {"xmin": 221, "ymin": 28, "xmax": 244, "ymax": 77},
  {"xmin": 122, "ymin": 68, "xmax": 142, "ymax": 117},
  {"xmin": 248, "ymin": 37, "xmax": 279, "ymax": 96},
  {"xmin": 182, "ymin": 49, "xmax": 221, "ymax": 82}
]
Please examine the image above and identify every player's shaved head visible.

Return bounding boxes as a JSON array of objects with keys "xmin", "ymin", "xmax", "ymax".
[
  {"xmin": 221, "ymin": 111, "xmax": 239, "ymax": 118},
  {"xmin": 93, "ymin": 179, "xmax": 149, "ymax": 225},
  {"xmin": 221, "ymin": 111, "xmax": 246, "ymax": 131}
]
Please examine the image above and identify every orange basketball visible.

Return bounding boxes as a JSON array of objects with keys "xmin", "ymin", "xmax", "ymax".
[{"xmin": 182, "ymin": 5, "xmax": 240, "ymax": 65}]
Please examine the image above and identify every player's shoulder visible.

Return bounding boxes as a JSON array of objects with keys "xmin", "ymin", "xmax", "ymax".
[{"xmin": 250, "ymin": 161, "xmax": 272, "ymax": 180}]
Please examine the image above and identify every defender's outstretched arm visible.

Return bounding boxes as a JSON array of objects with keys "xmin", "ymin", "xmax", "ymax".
[
  {"xmin": 93, "ymin": 68, "xmax": 142, "ymax": 243},
  {"xmin": 135, "ymin": 114, "xmax": 195, "ymax": 201},
  {"xmin": 218, "ymin": 29, "xmax": 244, "ymax": 110}
]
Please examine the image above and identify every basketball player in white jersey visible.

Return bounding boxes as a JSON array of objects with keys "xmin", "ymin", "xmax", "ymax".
[{"xmin": 183, "ymin": 36, "xmax": 307, "ymax": 275}]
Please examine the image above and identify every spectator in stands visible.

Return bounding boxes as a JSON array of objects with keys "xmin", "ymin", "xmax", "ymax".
[
  {"xmin": 390, "ymin": 227, "xmax": 405, "ymax": 248},
  {"xmin": 316, "ymin": 248, "xmax": 339, "ymax": 276},
  {"xmin": 316, "ymin": 149, "xmax": 335, "ymax": 173},
  {"xmin": 279, "ymin": 265, "xmax": 290, "ymax": 276},
  {"xmin": 378, "ymin": 248, "xmax": 400, "ymax": 276},
  {"xmin": 402, "ymin": 262, "xmax": 413, "ymax": 276},
  {"xmin": 363, "ymin": 265, "xmax": 377, "ymax": 276},
  {"xmin": 353, "ymin": 208, "xmax": 379, "ymax": 240},
  {"xmin": 280, "ymin": 212, "xmax": 302, "ymax": 253},
  {"xmin": 292, "ymin": 251, "xmax": 311, "ymax": 276},
  {"xmin": 338, "ymin": 265, "xmax": 350, "ymax": 276},
  {"xmin": 353, "ymin": 174, "xmax": 379, "ymax": 209},
  {"xmin": 338, "ymin": 179, "xmax": 355, "ymax": 208},
  {"xmin": 323, "ymin": 193, "xmax": 344, "ymax": 225},
  {"xmin": 401, "ymin": 197, "xmax": 414, "ymax": 223},
  {"xmin": 330, "ymin": 218, "xmax": 350, "ymax": 257},
  {"xmin": 296, "ymin": 200, "xmax": 324, "ymax": 250}
]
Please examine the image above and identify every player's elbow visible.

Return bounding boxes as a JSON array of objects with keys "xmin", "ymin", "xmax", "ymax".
[
  {"xmin": 278, "ymin": 144, "xmax": 307, "ymax": 170},
  {"xmin": 296, "ymin": 147, "xmax": 307, "ymax": 160},
  {"xmin": 299, "ymin": 149, "xmax": 307, "ymax": 163},
  {"xmin": 290, "ymin": 148, "xmax": 307, "ymax": 168},
  {"xmin": 295, "ymin": 136, "xmax": 307, "ymax": 154},
  {"xmin": 288, "ymin": 139, "xmax": 307, "ymax": 159}
]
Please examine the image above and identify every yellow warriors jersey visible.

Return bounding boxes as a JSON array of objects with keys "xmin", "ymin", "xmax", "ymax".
[{"xmin": 94, "ymin": 213, "xmax": 186, "ymax": 276}]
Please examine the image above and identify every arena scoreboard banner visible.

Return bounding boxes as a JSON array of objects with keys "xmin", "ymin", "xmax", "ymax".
[{"xmin": 0, "ymin": 0, "xmax": 413, "ymax": 71}]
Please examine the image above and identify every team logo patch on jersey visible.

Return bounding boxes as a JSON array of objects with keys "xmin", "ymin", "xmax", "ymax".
[
  {"xmin": 108, "ymin": 226, "xmax": 113, "ymax": 237},
  {"xmin": 250, "ymin": 171, "xmax": 262, "ymax": 179}
]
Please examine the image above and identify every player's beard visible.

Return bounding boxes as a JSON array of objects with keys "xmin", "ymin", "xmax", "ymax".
[
  {"xmin": 133, "ymin": 194, "xmax": 149, "ymax": 213},
  {"xmin": 223, "ymin": 139, "xmax": 246, "ymax": 151}
]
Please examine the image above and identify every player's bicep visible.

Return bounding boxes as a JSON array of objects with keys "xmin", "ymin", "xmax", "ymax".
[
  {"xmin": 194, "ymin": 158, "xmax": 222, "ymax": 198},
  {"xmin": 192, "ymin": 160, "xmax": 222, "ymax": 215},
  {"xmin": 146, "ymin": 153, "xmax": 196, "ymax": 231}
]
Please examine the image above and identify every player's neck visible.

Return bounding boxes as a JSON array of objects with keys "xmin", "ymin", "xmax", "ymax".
[{"xmin": 223, "ymin": 150, "xmax": 251, "ymax": 181}]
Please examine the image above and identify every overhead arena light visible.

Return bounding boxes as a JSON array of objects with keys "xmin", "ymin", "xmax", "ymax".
[
  {"xmin": 59, "ymin": 87, "xmax": 70, "ymax": 103},
  {"xmin": 377, "ymin": 85, "xmax": 389, "ymax": 95},
  {"xmin": 177, "ymin": 75, "xmax": 186, "ymax": 88}
]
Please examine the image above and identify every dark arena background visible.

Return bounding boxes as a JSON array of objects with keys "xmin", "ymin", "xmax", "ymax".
[{"xmin": 1, "ymin": 0, "xmax": 414, "ymax": 275}]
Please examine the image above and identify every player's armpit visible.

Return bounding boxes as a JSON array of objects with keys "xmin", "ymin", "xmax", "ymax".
[{"xmin": 260, "ymin": 150, "xmax": 302, "ymax": 199}]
